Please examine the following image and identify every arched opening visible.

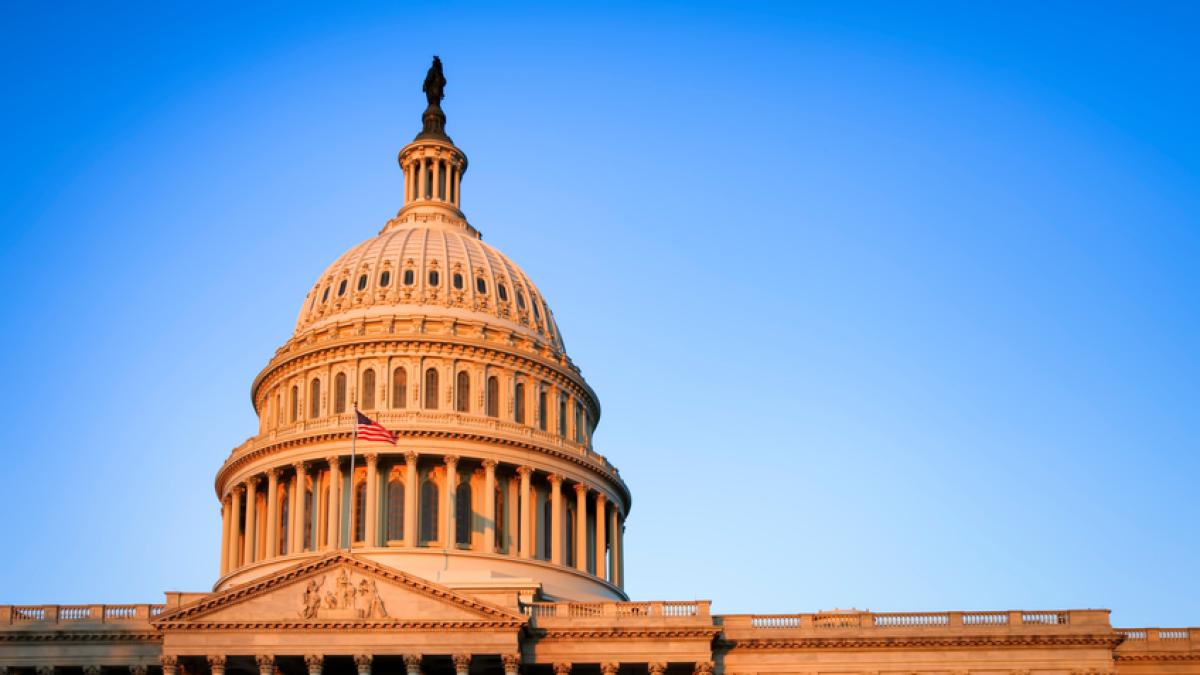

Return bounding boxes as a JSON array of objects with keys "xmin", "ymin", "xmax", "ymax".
[
  {"xmin": 455, "ymin": 371, "xmax": 470, "ymax": 413},
  {"xmin": 361, "ymin": 369, "xmax": 376, "ymax": 410},
  {"xmin": 386, "ymin": 476, "xmax": 404, "ymax": 542},
  {"xmin": 303, "ymin": 477, "xmax": 314, "ymax": 551},
  {"xmin": 514, "ymin": 382, "xmax": 526, "ymax": 424},
  {"xmin": 310, "ymin": 378, "xmax": 321, "ymax": 418},
  {"xmin": 391, "ymin": 367, "xmax": 407, "ymax": 409},
  {"xmin": 495, "ymin": 483, "xmax": 506, "ymax": 551},
  {"xmin": 455, "ymin": 480, "xmax": 472, "ymax": 546},
  {"xmin": 290, "ymin": 385, "xmax": 299, "ymax": 423},
  {"xmin": 486, "ymin": 376, "xmax": 499, "ymax": 417},
  {"xmin": 424, "ymin": 369, "xmax": 439, "ymax": 410},
  {"xmin": 538, "ymin": 390, "xmax": 547, "ymax": 431},
  {"xmin": 558, "ymin": 394, "xmax": 568, "ymax": 436},
  {"xmin": 278, "ymin": 484, "xmax": 290, "ymax": 556},
  {"xmin": 420, "ymin": 478, "xmax": 439, "ymax": 543},
  {"xmin": 353, "ymin": 480, "xmax": 367, "ymax": 543},
  {"xmin": 565, "ymin": 499, "xmax": 576, "ymax": 567},
  {"xmin": 542, "ymin": 497, "xmax": 553, "ymax": 560},
  {"xmin": 334, "ymin": 373, "xmax": 347, "ymax": 414}
]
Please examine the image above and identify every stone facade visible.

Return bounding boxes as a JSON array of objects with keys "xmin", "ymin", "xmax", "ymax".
[{"xmin": 1, "ymin": 68, "xmax": 1195, "ymax": 675}]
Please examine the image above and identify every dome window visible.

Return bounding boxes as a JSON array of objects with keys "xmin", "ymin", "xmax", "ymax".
[
  {"xmin": 403, "ymin": 269, "xmax": 415, "ymax": 286},
  {"xmin": 476, "ymin": 277, "xmax": 487, "ymax": 294},
  {"xmin": 338, "ymin": 279, "xmax": 348, "ymax": 296},
  {"xmin": 379, "ymin": 270, "xmax": 391, "ymax": 287},
  {"xmin": 453, "ymin": 273, "xmax": 464, "ymax": 290},
  {"xmin": 532, "ymin": 298, "xmax": 541, "ymax": 319},
  {"xmin": 322, "ymin": 286, "xmax": 330, "ymax": 303},
  {"xmin": 516, "ymin": 292, "xmax": 526, "ymax": 310},
  {"xmin": 498, "ymin": 284, "xmax": 509, "ymax": 302},
  {"xmin": 357, "ymin": 274, "xmax": 368, "ymax": 291},
  {"xmin": 428, "ymin": 270, "xmax": 440, "ymax": 287}
]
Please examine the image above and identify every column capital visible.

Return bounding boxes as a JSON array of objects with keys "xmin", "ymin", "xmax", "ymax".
[
  {"xmin": 501, "ymin": 654, "xmax": 522, "ymax": 671},
  {"xmin": 131, "ymin": 666, "xmax": 148, "ymax": 675},
  {"xmin": 648, "ymin": 664, "xmax": 667, "ymax": 675},
  {"xmin": 256, "ymin": 655, "xmax": 275, "ymax": 669},
  {"xmin": 516, "ymin": 465, "xmax": 532, "ymax": 477},
  {"xmin": 248, "ymin": 475, "xmax": 263, "ymax": 487},
  {"xmin": 233, "ymin": 484, "xmax": 246, "ymax": 496},
  {"xmin": 207, "ymin": 656, "xmax": 227, "ymax": 669},
  {"xmin": 595, "ymin": 491, "xmax": 607, "ymax": 505},
  {"xmin": 573, "ymin": 482, "xmax": 588, "ymax": 496},
  {"xmin": 326, "ymin": 455, "xmax": 340, "ymax": 467},
  {"xmin": 270, "ymin": 466, "xmax": 285, "ymax": 479},
  {"xmin": 601, "ymin": 664, "xmax": 620, "ymax": 675},
  {"xmin": 161, "ymin": 656, "xmax": 178, "ymax": 669},
  {"xmin": 35, "ymin": 667, "xmax": 53, "ymax": 675},
  {"xmin": 482, "ymin": 459, "xmax": 498, "ymax": 470},
  {"xmin": 354, "ymin": 655, "xmax": 373, "ymax": 668},
  {"xmin": 553, "ymin": 663, "xmax": 573, "ymax": 675},
  {"xmin": 402, "ymin": 654, "xmax": 423, "ymax": 668},
  {"xmin": 365, "ymin": 453, "xmax": 379, "ymax": 466},
  {"xmin": 304, "ymin": 656, "xmax": 324, "ymax": 669},
  {"xmin": 694, "ymin": 663, "xmax": 714, "ymax": 675},
  {"xmin": 547, "ymin": 473, "xmax": 563, "ymax": 486},
  {"xmin": 444, "ymin": 454, "xmax": 459, "ymax": 468},
  {"xmin": 82, "ymin": 666, "xmax": 100, "ymax": 675},
  {"xmin": 405, "ymin": 451, "xmax": 419, "ymax": 463},
  {"xmin": 451, "ymin": 654, "xmax": 472, "ymax": 670}
]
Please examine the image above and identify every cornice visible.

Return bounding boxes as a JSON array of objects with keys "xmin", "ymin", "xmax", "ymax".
[
  {"xmin": 1114, "ymin": 653, "xmax": 1200, "ymax": 662},
  {"xmin": 152, "ymin": 619, "xmax": 522, "ymax": 632},
  {"xmin": 717, "ymin": 633, "xmax": 1125, "ymax": 651},
  {"xmin": 0, "ymin": 632, "xmax": 162, "ymax": 643},
  {"xmin": 533, "ymin": 627, "xmax": 722, "ymax": 641}
]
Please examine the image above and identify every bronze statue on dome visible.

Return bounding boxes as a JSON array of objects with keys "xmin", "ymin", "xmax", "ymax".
[{"xmin": 423, "ymin": 56, "xmax": 446, "ymax": 106}]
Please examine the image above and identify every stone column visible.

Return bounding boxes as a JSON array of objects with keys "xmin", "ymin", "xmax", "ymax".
[
  {"xmin": 403, "ymin": 654, "xmax": 423, "ymax": 675},
  {"xmin": 502, "ymin": 655, "xmax": 521, "ymax": 675},
  {"xmin": 304, "ymin": 655, "xmax": 323, "ymax": 675},
  {"xmin": 208, "ymin": 656, "xmax": 226, "ymax": 675},
  {"xmin": 517, "ymin": 466, "xmax": 532, "ymax": 559},
  {"xmin": 444, "ymin": 455, "xmax": 459, "ymax": 546},
  {"xmin": 548, "ymin": 474, "xmax": 563, "ymax": 565},
  {"xmin": 482, "ymin": 460, "xmax": 497, "ymax": 553},
  {"xmin": 404, "ymin": 452, "xmax": 418, "ymax": 547},
  {"xmin": 594, "ymin": 492, "xmax": 607, "ymax": 577},
  {"xmin": 365, "ymin": 453, "xmax": 379, "ymax": 546},
  {"xmin": 601, "ymin": 664, "xmax": 619, "ymax": 675},
  {"xmin": 219, "ymin": 496, "xmax": 231, "ymax": 575},
  {"xmin": 617, "ymin": 512, "xmax": 625, "ymax": 588},
  {"xmin": 229, "ymin": 485, "xmax": 243, "ymax": 569},
  {"xmin": 608, "ymin": 505, "xmax": 619, "ymax": 584},
  {"xmin": 256, "ymin": 655, "xmax": 274, "ymax": 675},
  {"xmin": 574, "ymin": 483, "xmax": 588, "ymax": 572},
  {"xmin": 291, "ymin": 462, "xmax": 306, "ymax": 552},
  {"xmin": 327, "ymin": 455, "xmax": 341, "ymax": 548},
  {"xmin": 452, "ymin": 655, "xmax": 471, "ymax": 675},
  {"xmin": 266, "ymin": 468, "xmax": 280, "ymax": 558},
  {"xmin": 554, "ymin": 663, "xmax": 572, "ymax": 675},
  {"xmin": 161, "ymin": 656, "xmax": 178, "ymax": 675},
  {"xmin": 354, "ymin": 655, "xmax": 372, "ymax": 675},
  {"xmin": 244, "ymin": 476, "xmax": 260, "ymax": 563}
]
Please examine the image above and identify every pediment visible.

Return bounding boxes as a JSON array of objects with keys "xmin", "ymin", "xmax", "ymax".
[{"xmin": 154, "ymin": 552, "xmax": 526, "ymax": 628}]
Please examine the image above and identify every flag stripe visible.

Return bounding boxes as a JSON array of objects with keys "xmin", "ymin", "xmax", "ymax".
[{"xmin": 355, "ymin": 411, "xmax": 397, "ymax": 444}]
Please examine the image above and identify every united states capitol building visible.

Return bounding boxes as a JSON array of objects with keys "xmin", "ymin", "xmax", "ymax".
[{"xmin": 1, "ymin": 60, "xmax": 1195, "ymax": 675}]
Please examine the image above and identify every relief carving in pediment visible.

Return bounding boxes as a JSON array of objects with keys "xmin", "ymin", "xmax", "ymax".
[{"xmin": 300, "ymin": 568, "xmax": 388, "ymax": 620}]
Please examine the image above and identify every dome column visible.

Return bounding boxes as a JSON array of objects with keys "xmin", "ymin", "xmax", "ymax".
[
  {"xmin": 443, "ymin": 455, "xmax": 459, "ymax": 546},
  {"xmin": 244, "ymin": 476, "xmax": 260, "ymax": 564},
  {"xmin": 594, "ymin": 491, "xmax": 607, "ymax": 577},
  {"xmin": 574, "ymin": 483, "xmax": 588, "ymax": 573},
  {"xmin": 608, "ymin": 505, "xmax": 620, "ymax": 584},
  {"xmin": 548, "ymin": 474, "xmax": 564, "ymax": 565},
  {"xmin": 291, "ymin": 462, "xmax": 306, "ymax": 552},
  {"xmin": 482, "ymin": 460, "xmax": 497, "ymax": 553},
  {"xmin": 228, "ymin": 486, "xmax": 243, "ymax": 569},
  {"xmin": 517, "ymin": 466, "xmax": 532, "ymax": 559},
  {"xmin": 327, "ymin": 456, "xmax": 342, "ymax": 548},
  {"xmin": 404, "ymin": 452, "xmax": 418, "ymax": 547},
  {"xmin": 265, "ymin": 468, "xmax": 280, "ymax": 558},
  {"xmin": 365, "ymin": 453, "xmax": 379, "ymax": 546},
  {"xmin": 219, "ymin": 495, "xmax": 231, "ymax": 576}
]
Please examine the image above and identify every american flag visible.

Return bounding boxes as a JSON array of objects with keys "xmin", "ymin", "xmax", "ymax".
[{"xmin": 355, "ymin": 411, "xmax": 396, "ymax": 444}]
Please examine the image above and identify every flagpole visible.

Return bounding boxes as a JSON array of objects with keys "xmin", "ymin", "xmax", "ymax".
[{"xmin": 348, "ymin": 405, "xmax": 357, "ymax": 552}]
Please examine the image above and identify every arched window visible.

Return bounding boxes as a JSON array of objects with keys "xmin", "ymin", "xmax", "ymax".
[
  {"xmin": 456, "ymin": 371, "xmax": 470, "ymax": 413},
  {"xmin": 514, "ymin": 382, "xmax": 526, "ymax": 424},
  {"xmin": 516, "ymin": 291, "xmax": 526, "ymax": 310},
  {"xmin": 303, "ymin": 478, "xmax": 314, "ymax": 551},
  {"xmin": 538, "ymin": 390, "xmax": 547, "ymax": 431},
  {"xmin": 558, "ymin": 394, "xmax": 568, "ymax": 436},
  {"xmin": 455, "ymin": 481, "xmax": 472, "ymax": 546},
  {"xmin": 386, "ymin": 476, "xmax": 404, "ymax": 541},
  {"xmin": 361, "ymin": 369, "xmax": 376, "ymax": 410},
  {"xmin": 498, "ymin": 284, "xmax": 508, "ymax": 302},
  {"xmin": 565, "ymin": 500, "xmax": 576, "ymax": 567},
  {"xmin": 476, "ymin": 277, "xmax": 487, "ymax": 294},
  {"xmin": 575, "ymin": 402, "xmax": 585, "ymax": 443},
  {"xmin": 424, "ymin": 368, "xmax": 439, "ymax": 409},
  {"xmin": 542, "ymin": 498, "xmax": 553, "ymax": 560},
  {"xmin": 420, "ymin": 478, "xmax": 439, "ymax": 542},
  {"xmin": 322, "ymin": 286, "xmax": 330, "ymax": 303},
  {"xmin": 338, "ymin": 279, "xmax": 347, "ymax": 296},
  {"xmin": 290, "ymin": 385, "xmax": 299, "ymax": 422},
  {"xmin": 428, "ymin": 269, "xmax": 440, "ymax": 287},
  {"xmin": 278, "ymin": 484, "xmax": 290, "ymax": 556},
  {"xmin": 357, "ymin": 274, "xmax": 368, "ymax": 291},
  {"xmin": 486, "ymin": 376, "xmax": 499, "ymax": 418},
  {"xmin": 403, "ymin": 269, "xmax": 415, "ymax": 286},
  {"xmin": 379, "ymin": 270, "xmax": 391, "ymax": 287},
  {"xmin": 495, "ymin": 483, "xmax": 506, "ymax": 550},
  {"xmin": 310, "ymin": 379, "xmax": 321, "ymax": 418},
  {"xmin": 353, "ymin": 480, "xmax": 367, "ymax": 543},
  {"xmin": 453, "ymin": 272, "xmax": 464, "ymax": 290},
  {"xmin": 334, "ymin": 373, "xmax": 347, "ymax": 414},
  {"xmin": 391, "ymin": 367, "xmax": 407, "ymax": 409}
]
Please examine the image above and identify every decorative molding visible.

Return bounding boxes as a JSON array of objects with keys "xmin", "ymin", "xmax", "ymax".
[
  {"xmin": 601, "ymin": 664, "xmax": 620, "ymax": 675},
  {"xmin": 720, "ymin": 633, "xmax": 1125, "ymax": 650}
]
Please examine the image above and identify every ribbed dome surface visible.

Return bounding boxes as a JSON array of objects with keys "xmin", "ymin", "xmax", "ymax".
[{"xmin": 295, "ymin": 225, "xmax": 565, "ymax": 351}]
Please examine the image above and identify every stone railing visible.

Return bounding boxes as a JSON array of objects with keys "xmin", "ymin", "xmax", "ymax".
[
  {"xmin": 522, "ymin": 600, "xmax": 711, "ymax": 623},
  {"xmin": 1116, "ymin": 628, "xmax": 1200, "ymax": 653},
  {"xmin": 720, "ymin": 609, "xmax": 1111, "ymax": 635},
  {"xmin": 0, "ymin": 604, "xmax": 165, "ymax": 627}
]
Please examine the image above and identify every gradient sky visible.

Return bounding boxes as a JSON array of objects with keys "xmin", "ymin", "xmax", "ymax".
[{"xmin": 1, "ymin": 2, "xmax": 1197, "ymax": 627}]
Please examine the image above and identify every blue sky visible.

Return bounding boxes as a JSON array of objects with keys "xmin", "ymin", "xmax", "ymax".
[{"xmin": 1, "ymin": 2, "xmax": 1197, "ymax": 626}]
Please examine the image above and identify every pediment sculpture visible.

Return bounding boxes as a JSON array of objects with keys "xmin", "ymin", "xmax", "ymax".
[{"xmin": 300, "ymin": 568, "xmax": 388, "ymax": 620}]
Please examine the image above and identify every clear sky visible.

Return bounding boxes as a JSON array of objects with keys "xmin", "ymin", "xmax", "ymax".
[{"xmin": 1, "ymin": 2, "xmax": 1197, "ymax": 627}]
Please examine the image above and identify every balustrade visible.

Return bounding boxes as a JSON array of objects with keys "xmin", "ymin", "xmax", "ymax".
[{"xmin": 0, "ymin": 604, "xmax": 164, "ymax": 625}]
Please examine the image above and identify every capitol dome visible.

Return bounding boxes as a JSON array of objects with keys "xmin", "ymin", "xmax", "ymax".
[{"xmin": 214, "ymin": 63, "xmax": 627, "ymax": 603}]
